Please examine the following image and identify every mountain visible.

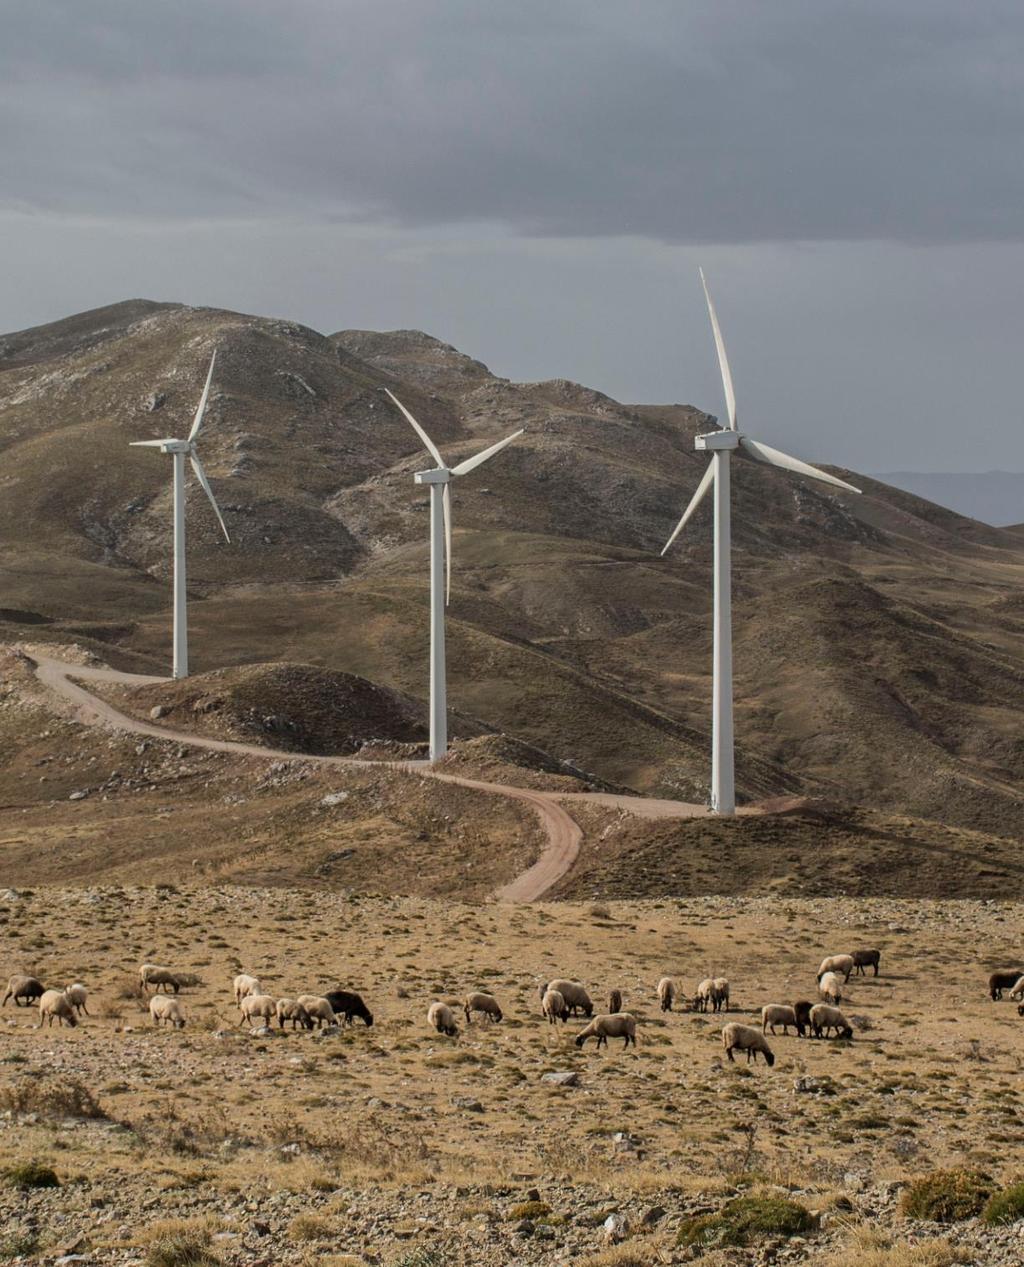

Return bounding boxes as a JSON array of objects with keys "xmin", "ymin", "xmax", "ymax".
[
  {"xmin": 3, "ymin": 299, "xmax": 1024, "ymax": 843},
  {"xmin": 873, "ymin": 471, "xmax": 1024, "ymax": 528}
]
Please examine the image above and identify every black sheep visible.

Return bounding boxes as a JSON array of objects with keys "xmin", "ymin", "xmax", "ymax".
[{"xmin": 325, "ymin": 989, "xmax": 374, "ymax": 1027}]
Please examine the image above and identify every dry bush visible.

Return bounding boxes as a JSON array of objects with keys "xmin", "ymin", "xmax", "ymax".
[
  {"xmin": 827, "ymin": 1223, "xmax": 967, "ymax": 1266},
  {"xmin": 0, "ymin": 1076, "xmax": 106, "ymax": 1120},
  {"xmin": 143, "ymin": 1219, "xmax": 219, "ymax": 1267}
]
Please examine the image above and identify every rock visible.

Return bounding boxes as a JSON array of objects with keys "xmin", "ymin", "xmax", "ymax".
[
  {"xmin": 451, "ymin": 1096, "xmax": 484, "ymax": 1112},
  {"xmin": 320, "ymin": 791, "xmax": 349, "ymax": 806},
  {"xmin": 534, "ymin": 1224, "xmax": 556, "ymax": 1240},
  {"xmin": 640, "ymin": 1205, "xmax": 666, "ymax": 1227},
  {"xmin": 793, "ymin": 1075, "xmax": 831, "ymax": 1094},
  {"xmin": 526, "ymin": 1187, "xmax": 541, "ymax": 1202},
  {"xmin": 513, "ymin": 1219, "xmax": 534, "ymax": 1237},
  {"xmin": 144, "ymin": 391, "xmax": 166, "ymax": 412},
  {"xmin": 250, "ymin": 1221, "xmax": 270, "ymax": 1237},
  {"xmin": 603, "ymin": 1212, "xmax": 629, "ymax": 1243},
  {"xmin": 149, "ymin": 705, "xmax": 170, "ymax": 720},
  {"xmin": 68, "ymin": 790, "xmax": 87, "ymax": 801},
  {"xmin": 612, "ymin": 1131, "xmax": 640, "ymax": 1153},
  {"xmin": 541, "ymin": 1071, "xmax": 579, "ymax": 1087}
]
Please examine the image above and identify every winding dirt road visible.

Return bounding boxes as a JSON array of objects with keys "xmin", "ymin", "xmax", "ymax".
[{"xmin": 29, "ymin": 655, "xmax": 712, "ymax": 902}]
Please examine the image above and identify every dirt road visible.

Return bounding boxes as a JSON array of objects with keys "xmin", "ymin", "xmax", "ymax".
[{"xmin": 29, "ymin": 654, "xmax": 712, "ymax": 902}]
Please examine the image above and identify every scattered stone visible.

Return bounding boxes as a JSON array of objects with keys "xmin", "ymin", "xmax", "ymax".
[
  {"xmin": 451, "ymin": 1096, "xmax": 484, "ymax": 1112},
  {"xmin": 603, "ymin": 1212, "xmax": 629, "ymax": 1243},
  {"xmin": 640, "ymin": 1205, "xmax": 666, "ymax": 1227},
  {"xmin": 541, "ymin": 1071, "xmax": 579, "ymax": 1087},
  {"xmin": 513, "ymin": 1219, "xmax": 534, "ymax": 1237},
  {"xmin": 149, "ymin": 705, "xmax": 170, "ymax": 720},
  {"xmin": 68, "ymin": 790, "xmax": 87, "ymax": 801},
  {"xmin": 320, "ymin": 791, "xmax": 349, "ymax": 806}
]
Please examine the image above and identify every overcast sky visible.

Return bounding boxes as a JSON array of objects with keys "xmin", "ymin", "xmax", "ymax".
[{"xmin": 1, "ymin": 0, "xmax": 1022, "ymax": 473}]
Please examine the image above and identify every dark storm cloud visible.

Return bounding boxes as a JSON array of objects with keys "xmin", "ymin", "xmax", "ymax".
[{"xmin": 3, "ymin": 0, "xmax": 1023, "ymax": 243}]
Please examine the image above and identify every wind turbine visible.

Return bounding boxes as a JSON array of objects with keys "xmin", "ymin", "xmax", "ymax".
[
  {"xmin": 385, "ymin": 388, "xmax": 523, "ymax": 762},
  {"xmin": 129, "ymin": 351, "xmax": 230, "ymax": 680},
  {"xmin": 661, "ymin": 271, "xmax": 861, "ymax": 815}
]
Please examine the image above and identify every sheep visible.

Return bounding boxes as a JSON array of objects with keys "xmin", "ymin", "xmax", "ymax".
[
  {"xmin": 809, "ymin": 1004, "xmax": 854, "ymax": 1040},
  {"xmin": 276, "ymin": 998, "xmax": 313, "ymax": 1030},
  {"xmin": 722, "ymin": 1022, "xmax": 775, "ymax": 1066},
  {"xmin": 238, "ymin": 993, "xmax": 276, "ymax": 1028},
  {"xmin": 38, "ymin": 989, "xmax": 78, "ymax": 1028},
  {"xmin": 713, "ymin": 978, "xmax": 730, "ymax": 1011},
  {"xmin": 575, "ymin": 1013, "xmax": 637, "ymax": 1050},
  {"xmin": 463, "ymin": 992, "xmax": 503, "ymax": 1024},
  {"xmin": 761, "ymin": 1004, "xmax": 799, "ymax": 1036},
  {"xmin": 851, "ymin": 948, "xmax": 881, "ymax": 977},
  {"xmin": 296, "ymin": 995, "xmax": 338, "ymax": 1028},
  {"xmin": 990, "ymin": 970, "xmax": 1024, "ymax": 1000},
  {"xmin": 2, "ymin": 975, "xmax": 44, "ymax": 1007},
  {"xmin": 657, "ymin": 977, "xmax": 676, "ymax": 1012},
  {"xmin": 540, "ymin": 979, "xmax": 592, "ymax": 1017},
  {"xmin": 792, "ymin": 1000, "xmax": 814, "ymax": 1037},
  {"xmin": 427, "ymin": 1001, "xmax": 459, "ymax": 1037},
  {"xmin": 695, "ymin": 978, "xmax": 715, "ymax": 1012},
  {"xmin": 607, "ymin": 988, "xmax": 623, "ymax": 1014},
  {"xmin": 818, "ymin": 971, "xmax": 844, "ymax": 1004},
  {"xmin": 63, "ymin": 983, "xmax": 89, "ymax": 1016},
  {"xmin": 542, "ymin": 988, "xmax": 568, "ymax": 1024},
  {"xmin": 233, "ymin": 973, "xmax": 262, "ymax": 1004},
  {"xmin": 149, "ymin": 995, "xmax": 186, "ymax": 1029},
  {"xmin": 324, "ymin": 989, "xmax": 374, "ymax": 1027},
  {"xmin": 1011, "ymin": 976, "xmax": 1024, "ymax": 1003},
  {"xmin": 817, "ymin": 954, "xmax": 855, "ymax": 983},
  {"xmin": 139, "ymin": 964, "xmax": 182, "ymax": 994}
]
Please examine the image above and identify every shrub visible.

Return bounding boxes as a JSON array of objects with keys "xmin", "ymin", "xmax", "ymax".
[
  {"xmin": 983, "ymin": 1181, "xmax": 1024, "ymax": 1226},
  {"xmin": 144, "ymin": 1220, "xmax": 219, "ymax": 1267},
  {"xmin": 287, "ymin": 1214, "xmax": 336, "ymax": 1242},
  {"xmin": 677, "ymin": 1195, "xmax": 817, "ymax": 1248},
  {"xmin": 4, "ymin": 1161, "xmax": 60, "ymax": 1190},
  {"xmin": 507, "ymin": 1200, "xmax": 551, "ymax": 1220},
  {"xmin": 901, "ymin": 1170, "xmax": 993, "ymax": 1223},
  {"xmin": 0, "ymin": 1076, "xmax": 107, "ymax": 1120}
]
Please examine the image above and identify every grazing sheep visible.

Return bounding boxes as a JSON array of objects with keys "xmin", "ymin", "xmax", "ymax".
[
  {"xmin": 540, "ymin": 979, "xmax": 592, "ymax": 1017},
  {"xmin": 276, "ymin": 998, "xmax": 313, "ymax": 1030},
  {"xmin": 238, "ymin": 993, "xmax": 276, "ymax": 1028},
  {"xmin": 575, "ymin": 1013, "xmax": 637, "ymax": 1050},
  {"xmin": 149, "ymin": 995, "xmax": 186, "ymax": 1029},
  {"xmin": 463, "ymin": 992, "xmax": 503, "ymax": 1024},
  {"xmin": 695, "ymin": 978, "xmax": 715, "ymax": 1012},
  {"xmin": 2, "ymin": 975, "xmax": 44, "ymax": 1007},
  {"xmin": 1011, "ymin": 976, "xmax": 1024, "ymax": 1002},
  {"xmin": 63, "ymin": 983, "xmax": 89, "ymax": 1016},
  {"xmin": 38, "ymin": 989, "xmax": 78, "ymax": 1029},
  {"xmin": 817, "ymin": 954, "xmax": 855, "ymax": 983},
  {"xmin": 761, "ymin": 1004, "xmax": 799, "ymax": 1036},
  {"xmin": 427, "ymin": 1001, "xmax": 459, "ymax": 1037},
  {"xmin": 296, "ymin": 995, "xmax": 338, "ymax": 1028},
  {"xmin": 818, "ymin": 971, "xmax": 844, "ymax": 1004},
  {"xmin": 722, "ymin": 1022, "xmax": 775, "ymax": 1066},
  {"xmin": 233, "ymin": 973, "xmax": 262, "ymax": 1004},
  {"xmin": 324, "ymin": 990, "xmax": 374, "ymax": 1027},
  {"xmin": 990, "ymin": 970, "xmax": 1024, "ymax": 1000},
  {"xmin": 713, "ymin": 978, "xmax": 730, "ymax": 1011},
  {"xmin": 139, "ymin": 964, "xmax": 182, "ymax": 994},
  {"xmin": 657, "ymin": 977, "xmax": 676, "ymax": 1012},
  {"xmin": 851, "ymin": 949, "xmax": 881, "ymax": 977},
  {"xmin": 792, "ymin": 1000, "xmax": 814, "ymax": 1037},
  {"xmin": 809, "ymin": 1004, "xmax": 854, "ymax": 1040},
  {"xmin": 607, "ymin": 988, "xmax": 623, "ymax": 1014},
  {"xmin": 542, "ymin": 988, "xmax": 568, "ymax": 1024}
]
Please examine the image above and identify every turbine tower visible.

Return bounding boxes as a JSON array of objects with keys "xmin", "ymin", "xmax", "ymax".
[
  {"xmin": 386, "ymin": 388, "xmax": 523, "ymax": 762},
  {"xmin": 130, "ymin": 351, "xmax": 230, "ymax": 680},
  {"xmin": 661, "ymin": 271, "xmax": 861, "ymax": 815}
]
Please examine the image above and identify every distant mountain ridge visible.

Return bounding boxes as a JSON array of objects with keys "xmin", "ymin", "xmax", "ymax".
[{"xmin": 873, "ymin": 471, "xmax": 1024, "ymax": 527}]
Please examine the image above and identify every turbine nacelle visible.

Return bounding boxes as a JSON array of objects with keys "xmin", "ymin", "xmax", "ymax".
[
  {"xmin": 695, "ymin": 430, "xmax": 740, "ymax": 452},
  {"xmin": 415, "ymin": 468, "xmax": 452, "ymax": 485}
]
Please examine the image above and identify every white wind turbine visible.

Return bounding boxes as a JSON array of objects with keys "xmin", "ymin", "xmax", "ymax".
[
  {"xmin": 129, "ymin": 351, "xmax": 230, "ymax": 680},
  {"xmin": 385, "ymin": 388, "xmax": 524, "ymax": 762},
  {"xmin": 661, "ymin": 270, "xmax": 861, "ymax": 815}
]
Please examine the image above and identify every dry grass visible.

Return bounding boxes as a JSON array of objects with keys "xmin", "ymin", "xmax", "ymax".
[{"xmin": 826, "ymin": 1224, "xmax": 968, "ymax": 1265}]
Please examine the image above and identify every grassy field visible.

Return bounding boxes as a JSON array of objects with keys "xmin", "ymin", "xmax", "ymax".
[{"xmin": 2, "ymin": 889, "xmax": 1023, "ymax": 1264}]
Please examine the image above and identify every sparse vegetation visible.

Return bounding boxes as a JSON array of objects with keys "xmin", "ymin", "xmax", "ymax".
[
  {"xmin": 4, "ymin": 1160, "xmax": 59, "ymax": 1190},
  {"xmin": 900, "ymin": 1170, "xmax": 994, "ymax": 1223},
  {"xmin": 0, "ymin": 1076, "xmax": 106, "ymax": 1120},
  {"xmin": 982, "ymin": 1181, "xmax": 1024, "ymax": 1226},
  {"xmin": 144, "ymin": 1220, "xmax": 220, "ymax": 1267},
  {"xmin": 677, "ymin": 1194, "xmax": 817, "ymax": 1248}
]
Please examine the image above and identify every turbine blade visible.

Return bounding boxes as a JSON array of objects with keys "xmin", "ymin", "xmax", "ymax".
[
  {"xmin": 129, "ymin": 439, "xmax": 176, "ymax": 448},
  {"xmin": 450, "ymin": 428, "xmax": 524, "ymax": 477},
  {"xmin": 384, "ymin": 388, "xmax": 444, "ymax": 467},
  {"xmin": 699, "ymin": 267, "xmax": 737, "ymax": 431},
  {"xmin": 661, "ymin": 461, "xmax": 715, "ymax": 555},
  {"xmin": 739, "ymin": 436, "xmax": 861, "ymax": 493},
  {"xmin": 189, "ymin": 454, "xmax": 231, "ymax": 542},
  {"xmin": 443, "ymin": 483, "xmax": 452, "ymax": 605},
  {"xmin": 188, "ymin": 351, "xmax": 218, "ymax": 442}
]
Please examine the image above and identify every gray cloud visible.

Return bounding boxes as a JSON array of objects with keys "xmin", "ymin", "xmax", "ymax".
[{"xmin": 3, "ymin": 0, "xmax": 1024, "ymax": 243}]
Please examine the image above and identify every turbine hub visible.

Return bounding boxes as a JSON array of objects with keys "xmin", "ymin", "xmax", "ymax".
[
  {"xmin": 415, "ymin": 468, "xmax": 451, "ymax": 484},
  {"xmin": 695, "ymin": 429, "xmax": 740, "ymax": 451}
]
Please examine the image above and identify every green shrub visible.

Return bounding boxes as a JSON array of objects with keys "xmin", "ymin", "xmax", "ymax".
[
  {"xmin": 4, "ymin": 1161, "xmax": 60, "ymax": 1190},
  {"xmin": 983, "ymin": 1182, "xmax": 1024, "ymax": 1226},
  {"xmin": 901, "ymin": 1169, "xmax": 993, "ymax": 1223},
  {"xmin": 677, "ymin": 1195, "xmax": 817, "ymax": 1248},
  {"xmin": 507, "ymin": 1200, "xmax": 551, "ymax": 1220}
]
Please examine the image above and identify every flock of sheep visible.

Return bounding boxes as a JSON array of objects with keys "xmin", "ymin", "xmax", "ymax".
[{"xmin": 7, "ymin": 946, "xmax": 1018, "ymax": 1061}]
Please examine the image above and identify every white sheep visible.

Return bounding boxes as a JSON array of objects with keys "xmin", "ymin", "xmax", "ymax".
[
  {"xmin": 574, "ymin": 1013, "xmax": 637, "ymax": 1050},
  {"xmin": 713, "ymin": 978, "xmax": 730, "ymax": 1010},
  {"xmin": 760, "ymin": 1004, "xmax": 799, "ymax": 1036},
  {"xmin": 296, "ymin": 995, "xmax": 338, "ymax": 1028},
  {"xmin": 238, "ymin": 993, "xmax": 276, "ymax": 1028},
  {"xmin": 657, "ymin": 977, "xmax": 676, "ymax": 1012},
  {"xmin": 817, "ymin": 954, "xmax": 855, "ymax": 983},
  {"xmin": 818, "ymin": 971, "xmax": 844, "ymax": 1004},
  {"xmin": 63, "ymin": 983, "xmax": 89, "ymax": 1016},
  {"xmin": 463, "ymin": 992, "xmax": 503, "ymax": 1024},
  {"xmin": 1009, "ymin": 975, "xmax": 1024, "ymax": 1002},
  {"xmin": 38, "ymin": 989, "xmax": 78, "ymax": 1029},
  {"xmin": 542, "ymin": 988, "xmax": 568, "ymax": 1024},
  {"xmin": 149, "ymin": 995, "xmax": 186, "ymax": 1029},
  {"xmin": 233, "ymin": 973, "xmax": 262, "ymax": 1004},
  {"xmin": 722, "ymin": 1022, "xmax": 775, "ymax": 1065},
  {"xmin": 809, "ymin": 1004, "xmax": 854, "ymax": 1039},
  {"xmin": 541, "ymin": 979, "xmax": 592, "ymax": 1017},
  {"xmin": 276, "ymin": 998, "xmax": 313, "ymax": 1030},
  {"xmin": 428, "ymin": 1001, "xmax": 459, "ymax": 1037}
]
